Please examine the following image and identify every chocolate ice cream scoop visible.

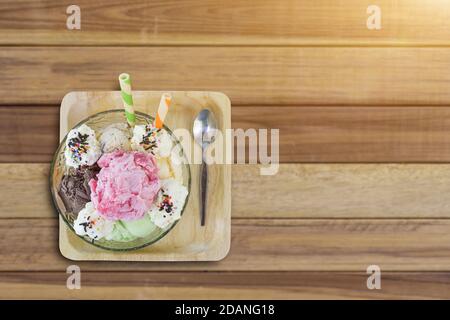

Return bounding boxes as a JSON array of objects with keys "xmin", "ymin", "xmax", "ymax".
[{"xmin": 58, "ymin": 164, "xmax": 100, "ymax": 214}]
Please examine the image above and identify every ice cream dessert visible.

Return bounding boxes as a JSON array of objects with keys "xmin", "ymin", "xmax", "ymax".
[
  {"xmin": 58, "ymin": 118, "xmax": 188, "ymax": 244},
  {"xmin": 90, "ymin": 150, "xmax": 160, "ymax": 221},
  {"xmin": 131, "ymin": 124, "xmax": 173, "ymax": 157},
  {"xmin": 99, "ymin": 123, "xmax": 131, "ymax": 153},
  {"xmin": 74, "ymin": 202, "xmax": 114, "ymax": 240},
  {"xmin": 107, "ymin": 215, "xmax": 158, "ymax": 241},
  {"xmin": 149, "ymin": 179, "xmax": 189, "ymax": 229},
  {"xmin": 64, "ymin": 124, "xmax": 102, "ymax": 168},
  {"xmin": 58, "ymin": 164, "xmax": 100, "ymax": 215}
]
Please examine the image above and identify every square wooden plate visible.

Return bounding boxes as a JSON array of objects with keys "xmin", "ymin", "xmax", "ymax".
[{"xmin": 58, "ymin": 91, "xmax": 231, "ymax": 261}]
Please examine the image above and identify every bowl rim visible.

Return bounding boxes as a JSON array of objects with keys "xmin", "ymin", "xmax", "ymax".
[{"xmin": 49, "ymin": 109, "xmax": 192, "ymax": 251}]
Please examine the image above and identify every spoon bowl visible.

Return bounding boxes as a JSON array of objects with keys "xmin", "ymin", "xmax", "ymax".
[{"xmin": 193, "ymin": 109, "xmax": 218, "ymax": 147}]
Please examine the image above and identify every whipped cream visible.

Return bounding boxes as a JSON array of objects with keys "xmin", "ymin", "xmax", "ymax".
[
  {"xmin": 74, "ymin": 202, "xmax": 115, "ymax": 240},
  {"xmin": 148, "ymin": 179, "xmax": 188, "ymax": 229},
  {"xmin": 131, "ymin": 124, "xmax": 173, "ymax": 157},
  {"xmin": 65, "ymin": 124, "xmax": 102, "ymax": 168}
]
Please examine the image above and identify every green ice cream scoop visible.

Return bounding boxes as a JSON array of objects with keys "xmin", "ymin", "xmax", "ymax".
[
  {"xmin": 106, "ymin": 221, "xmax": 137, "ymax": 242},
  {"xmin": 121, "ymin": 214, "xmax": 158, "ymax": 238}
]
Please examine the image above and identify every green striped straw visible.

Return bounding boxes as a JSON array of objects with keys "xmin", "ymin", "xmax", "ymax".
[{"xmin": 118, "ymin": 73, "xmax": 136, "ymax": 127}]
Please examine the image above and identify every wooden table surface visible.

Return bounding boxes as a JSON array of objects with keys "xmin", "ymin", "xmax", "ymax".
[{"xmin": 2, "ymin": 0, "xmax": 450, "ymax": 299}]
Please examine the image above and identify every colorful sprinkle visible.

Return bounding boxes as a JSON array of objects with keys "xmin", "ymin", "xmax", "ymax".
[
  {"xmin": 158, "ymin": 189, "xmax": 175, "ymax": 213},
  {"xmin": 140, "ymin": 124, "xmax": 161, "ymax": 154},
  {"xmin": 68, "ymin": 132, "xmax": 91, "ymax": 162}
]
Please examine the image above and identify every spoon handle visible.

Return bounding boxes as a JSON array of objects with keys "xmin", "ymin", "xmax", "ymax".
[{"xmin": 200, "ymin": 160, "xmax": 207, "ymax": 226}]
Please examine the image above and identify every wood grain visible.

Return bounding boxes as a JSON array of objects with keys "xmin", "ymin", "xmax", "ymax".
[
  {"xmin": 1, "ymin": 0, "xmax": 450, "ymax": 46},
  {"xmin": 4, "ymin": 47, "xmax": 450, "ymax": 105},
  {"xmin": 1, "ymin": 0, "xmax": 449, "ymax": 299},
  {"xmin": 1, "ymin": 272, "xmax": 450, "ymax": 299},
  {"xmin": 0, "ymin": 106, "xmax": 59, "ymax": 162},
  {"xmin": 235, "ymin": 106, "xmax": 450, "ymax": 162},
  {"xmin": 1, "ymin": 218, "xmax": 450, "ymax": 271},
  {"xmin": 5, "ymin": 163, "xmax": 450, "ymax": 219},
  {"xmin": 232, "ymin": 164, "xmax": 450, "ymax": 218},
  {"xmin": 5, "ymin": 105, "xmax": 450, "ymax": 163}
]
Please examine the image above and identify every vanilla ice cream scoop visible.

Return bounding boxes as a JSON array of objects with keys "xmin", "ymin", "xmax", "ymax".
[
  {"xmin": 64, "ymin": 124, "xmax": 102, "ymax": 168},
  {"xmin": 99, "ymin": 123, "xmax": 131, "ymax": 153}
]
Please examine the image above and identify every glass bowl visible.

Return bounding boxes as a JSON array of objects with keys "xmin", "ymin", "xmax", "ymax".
[{"xmin": 50, "ymin": 109, "xmax": 191, "ymax": 251}]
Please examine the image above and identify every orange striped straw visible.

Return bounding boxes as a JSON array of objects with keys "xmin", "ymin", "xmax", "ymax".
[{"xmin": 155, "ymin": 93, "xmax": 172, "ymax": 129}]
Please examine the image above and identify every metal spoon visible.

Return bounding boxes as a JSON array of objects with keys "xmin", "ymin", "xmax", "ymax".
[{"xmin": 193, "ymin": 109, "xmax": 217, "ymax": 226}]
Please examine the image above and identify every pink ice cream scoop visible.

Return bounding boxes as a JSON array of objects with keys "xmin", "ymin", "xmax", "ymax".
[{"xmin": 89, "ymin": 150, "xmax": 160, "ymax": 221}]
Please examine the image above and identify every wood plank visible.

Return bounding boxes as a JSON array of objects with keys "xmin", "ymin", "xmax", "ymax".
[
  {"xmin": 1, "ymin": 0, "xmax": 450, "ymax": 46},
  {"xmin": 0, "ymin": 106, "xmax": 59, "ymax": 162},
  {"xmin": 1, "ymin": 271, "xmax": 450, "ymax": 299},
  {"xmin": 5, "ymin": 105, "xmax": 450, "ymax": 163},
  {"xmin": 232, "ymin": 164, "xmax": 450, "ymax": 219},
  {"xmin": 4, "ymin": 47, "xmax": 450, "ymax": 105},
  {"xmin": 4, "ymin": 163, "xmax": 450, "ymax": 219},
  {"xmin": 1, "ymin": 218, "xmax": 450, "ymax": 271},
  {"xmin": 234, "ymin": 106, "xmax": 450, "ymax": 162}
]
